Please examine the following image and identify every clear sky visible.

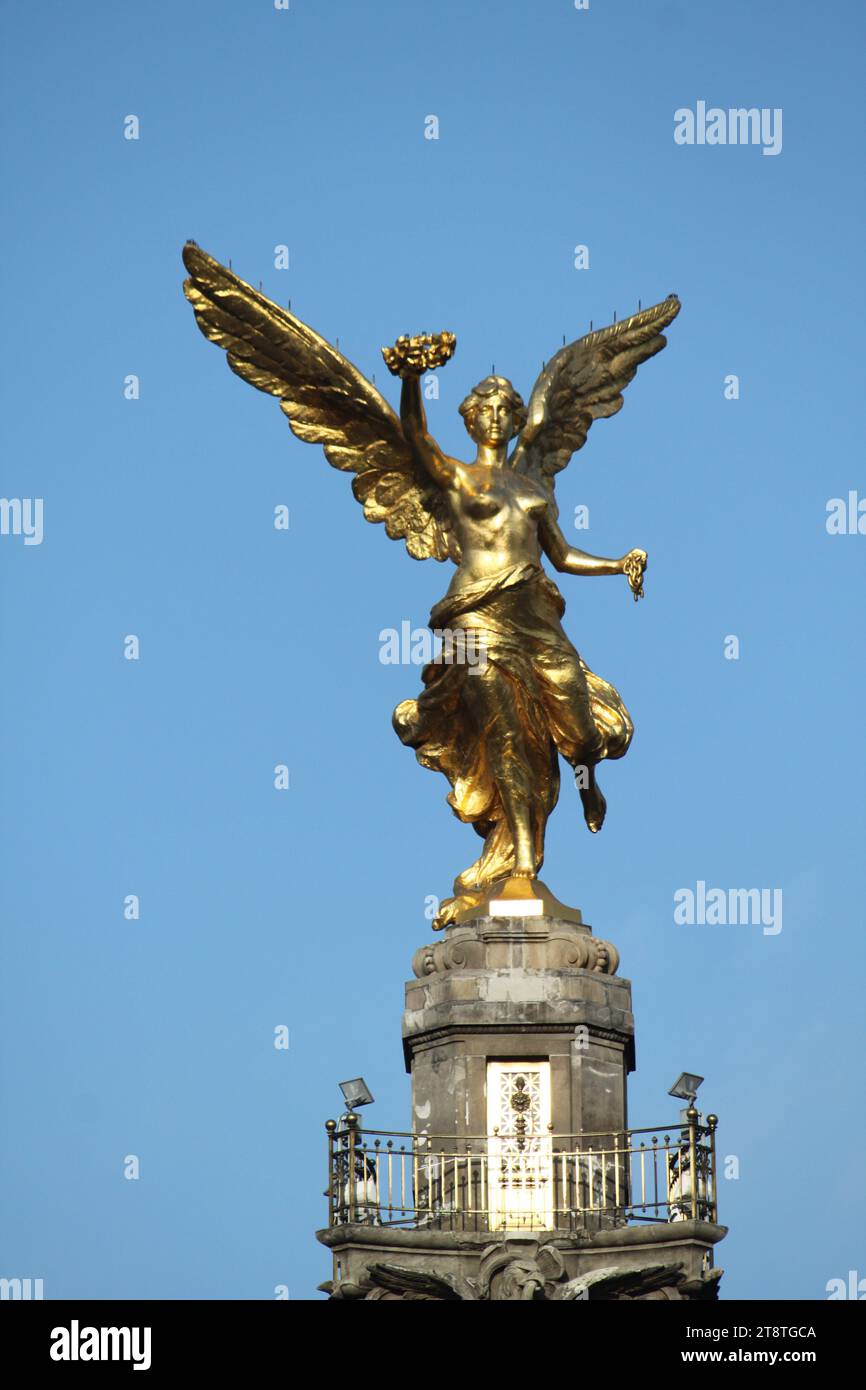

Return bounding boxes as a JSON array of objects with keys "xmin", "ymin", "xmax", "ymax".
[{"xmin": 1, "ymin": 0, "xmax": 863, "ymax": 1301}]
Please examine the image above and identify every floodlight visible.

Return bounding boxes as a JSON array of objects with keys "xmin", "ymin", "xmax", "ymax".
[
  {"xmin": 338, "ymin": 1078, "xmax": 374, "ymax": 1109},
  {"xmin": 668, "ymin": 1072, "xmax": 704, "ymax": 1104}
]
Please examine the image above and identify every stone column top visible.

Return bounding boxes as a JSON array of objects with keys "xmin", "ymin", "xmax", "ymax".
[{"xmin": 411, "ymin": 911, "xmax": 621, "ymax": 980}]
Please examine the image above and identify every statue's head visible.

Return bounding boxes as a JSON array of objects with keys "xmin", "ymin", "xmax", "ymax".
[{"xmin": 459, "ymin": 376, "xmax": 527, "ymax": 452}]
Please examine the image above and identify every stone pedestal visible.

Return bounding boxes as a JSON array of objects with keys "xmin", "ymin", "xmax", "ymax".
[
  {"xmin": 316, "ymin": 907, "xmax": 727, "ymax": 1301},
  {"xmin": 404, "ymin": 911, "xmax": 634, "ymax": 1144}
]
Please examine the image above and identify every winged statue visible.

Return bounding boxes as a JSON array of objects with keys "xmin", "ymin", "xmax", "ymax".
[{"xmin": 182, "ymin": 242, "xmax": 680, "ymax": 928}]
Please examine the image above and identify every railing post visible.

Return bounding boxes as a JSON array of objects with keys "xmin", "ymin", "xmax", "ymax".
[
  {"xmin": 325, "ymin": 1119, "xmax": 337, "ymax": 1227},
  {"xmin": 686, "ymin": 1105, "xmax": 699, "ymax": 1222},
  {"xmin": 346, "ymin": 1111, "xmax": 359, "ymax": 1224},
  {"xmin": 707, "ymin": 1112, "xmax": 719, "ymax": 1222}
]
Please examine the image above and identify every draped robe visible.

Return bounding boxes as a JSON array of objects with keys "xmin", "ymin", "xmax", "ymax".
[{"xmin": 393, "ymin": 561, "xmax": 633, "ymax": 896}]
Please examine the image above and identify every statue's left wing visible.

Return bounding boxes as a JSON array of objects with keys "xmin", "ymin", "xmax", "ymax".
[
  {"xmin": 511, "ymin": 295, "xmax": 681, "ymax": 506},
  {"xmin": 182, "ymin": 243, "xmax": 456, "ymax": 561}
]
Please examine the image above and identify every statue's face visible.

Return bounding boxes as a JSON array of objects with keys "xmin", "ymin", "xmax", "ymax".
[{"xmin": 466, "ymin": 392, "xmax": 513, "ymax": 449}]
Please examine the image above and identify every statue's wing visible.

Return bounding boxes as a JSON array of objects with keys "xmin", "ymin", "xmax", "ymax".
[
  {"xmin": 182, "ymin": 243, "xmax": 456, "ymax": 561},
  {"xmin": 555, "ymin": 1263, "xmax": 685, "ymax": 1301},
  {"xmin": 511, "ymin": 295, "xmax": 681, "ymax": 504},
  {"xmin": 367, "ymin": 1262, "xmax": 469, "ymax": 1300}
]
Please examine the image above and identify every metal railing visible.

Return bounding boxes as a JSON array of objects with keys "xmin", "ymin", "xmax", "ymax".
[{"xmin": 325, "ymin": 1110, "xmax": 718, "ymax": 1232}]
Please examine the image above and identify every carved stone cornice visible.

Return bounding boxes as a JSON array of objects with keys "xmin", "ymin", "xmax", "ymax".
[
  {"xmin": 316, "ymin": 1222, "xmax": 728, "ymax": 1301},
  {"xmin": 411, "ymin": 913, "xmax": 620, "ymax": 980}
]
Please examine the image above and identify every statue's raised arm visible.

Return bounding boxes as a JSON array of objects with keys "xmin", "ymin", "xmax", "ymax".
[{"xmin": 383, "ymin": 332, "xmax": 464, "ymax": 494}]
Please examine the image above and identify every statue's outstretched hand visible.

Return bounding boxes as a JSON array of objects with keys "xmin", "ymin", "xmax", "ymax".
[
  {"xmin": 382, "ymin": 332, "xmax": 456, "ymax": 379},
  {"xmin": 622, "ymin": 548, "xmax": 647, "ymax": 601}
]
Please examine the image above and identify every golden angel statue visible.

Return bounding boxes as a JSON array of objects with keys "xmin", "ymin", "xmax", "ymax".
[{"xmin": 182, "ymin": 243, "xmax": 680, "ymax": 928}]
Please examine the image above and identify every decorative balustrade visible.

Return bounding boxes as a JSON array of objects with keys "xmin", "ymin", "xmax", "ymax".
[{"xmin": 325, "ymin": 1111, "xmax": 718, "ymax": 1232}]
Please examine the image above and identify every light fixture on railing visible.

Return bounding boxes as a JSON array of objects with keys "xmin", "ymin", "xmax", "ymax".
[
  {"xmin": 668, "ymin": 1072, "xmax": 705, "ymax": 1128},
  {"xmin": 338, "ymin": 1077, "xmax": 375, "ymax": 1112},
  {"xmin": 667, "ymin": 1072, "xmax": 704, "ymax": 1105},
  {"xmin": 332, "ymin": 1080, "xmax": 378, "ymax": 1225}
]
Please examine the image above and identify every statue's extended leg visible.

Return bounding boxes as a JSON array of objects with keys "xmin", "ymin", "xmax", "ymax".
[
  {"xmin": 577, "ymin": 761, "xmax": 607, "ymax": 833},
  {"xmin": 555, "ymin": 658, "xmax": 609, "ymax": 833}
]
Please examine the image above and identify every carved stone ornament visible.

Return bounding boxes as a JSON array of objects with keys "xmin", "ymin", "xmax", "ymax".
[
  {"xmin": 320, "ymin": 1244, "xmax": 723, "ymax": 1302},
  {"xmin": 412, "ymin": 915, "xmax": 620, "ymax": 980}
]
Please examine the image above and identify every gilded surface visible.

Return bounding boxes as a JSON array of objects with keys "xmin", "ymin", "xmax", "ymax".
[{"xmin": 182, "ymin": 243, "xmax": 679, "ymax": 927}]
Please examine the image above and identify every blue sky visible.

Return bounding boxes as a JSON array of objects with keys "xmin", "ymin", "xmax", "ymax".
[{"xmin": 1, "ymin": 0, "xmax": 863, "ymax": 1300}]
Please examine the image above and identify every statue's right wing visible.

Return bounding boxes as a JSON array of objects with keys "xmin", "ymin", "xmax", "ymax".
[{"xmin": 182, "ymin": 243, "xmax": 456, "ymax": 561}]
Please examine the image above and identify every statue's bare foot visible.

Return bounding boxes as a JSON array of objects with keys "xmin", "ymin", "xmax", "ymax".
[
  {"xmin": 512, "ymin": 827, "xmax": 539, "ymax": 880},
  {"xmin": 580, "ymin": 781, "xmax": 607, "ymax": 833},
  {"xmin": 433, "ymin": 891, "xmax": 483, "ymax": 931}
]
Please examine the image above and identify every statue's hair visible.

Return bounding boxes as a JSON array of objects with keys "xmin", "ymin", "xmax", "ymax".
[{"xmin": 459, "ymin": 375, "xmax": 527, "ymax": 440}]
